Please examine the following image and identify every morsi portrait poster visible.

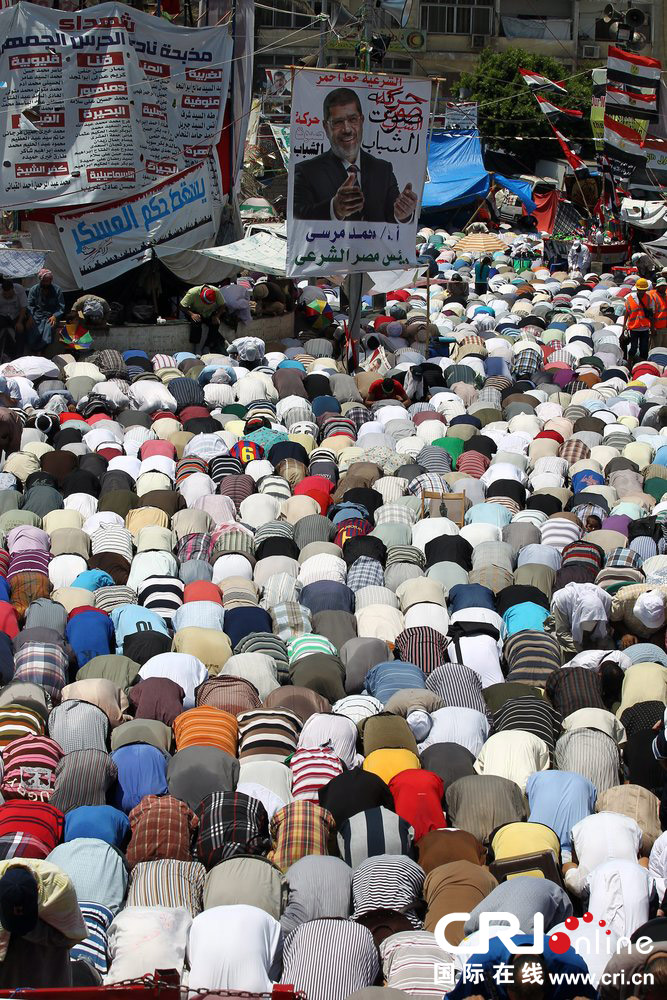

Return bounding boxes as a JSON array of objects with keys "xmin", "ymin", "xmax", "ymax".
[{"xmin": 286, "ymin": 68, "xmax": 431, "ymax": 277}]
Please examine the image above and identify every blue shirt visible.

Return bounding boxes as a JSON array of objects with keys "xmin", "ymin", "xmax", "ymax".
[
  {"xmin": 525, "ymin": 770, "xmax": 597, "ymax": 857},
  {"xmin": 72, "ymin": 570, "xmax": 115, "ymax": 591},
  {"xmin": 465, "ymin": 503, "xmax": 513, "ymax": 529},
  {"xmin": 110, "ymin": 604, "xmax": 169, "ymax": 654},
  {"xmin": 111, "ymin": 745, "xmax": 169, "ymax": 814},
  {"xmin": 448, "ymin": 584, "xmax": 496, "ymax": 614},
  {"xmin": 223, "ymin": 606, "xmax": 272, "ymax": 648},
  {"xmin": 66, "ymin": 610, "xmax": 114, "ymax": 669},
  {"xmin": 364, "ymin": 661, "xmax": 425, "ymax": 703},
  {"xmin": 299, "ymin": 582, "xmax": 355, "ymax": 615},
  {"xmin": 502, "ymin": 602, "xmax": 550, "ymax": 637},
  {"xmin": 65, "ymin": 805, "xmax": 130, "ymax": 848}
]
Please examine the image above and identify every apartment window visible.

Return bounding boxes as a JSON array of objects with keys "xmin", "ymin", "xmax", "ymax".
[
  {"xmin": 420, "ymin": 1, "xmax": 494, "ymax": 35},
  {"xmin": 256, "ymin": 1, "xmax": 321, "ymax": 29}
]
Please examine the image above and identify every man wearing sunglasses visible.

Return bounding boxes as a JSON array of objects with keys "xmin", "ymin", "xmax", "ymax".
[{"xmin": 293, "ymin": 87, "xmax": 417, "ymax": 223}]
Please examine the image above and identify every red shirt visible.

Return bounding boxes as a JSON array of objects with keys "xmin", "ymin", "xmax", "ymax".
[{"xmin": 389, "ymin": 769, "xmax": 447, "ymax": 840}]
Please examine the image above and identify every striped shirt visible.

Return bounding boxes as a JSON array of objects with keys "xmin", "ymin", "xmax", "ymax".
[
  {"xmin": 13, "ymin": 641, "xmax": 68, "ymax": 701},
  {"xmin": 237, "ymin": 709, "xmax": 302, "ymax": 762},
  {"xmin": 280, "ymin": 918, "xmax": 379, "ymax": 1000},
  {"xmin": 52, "ymin": 749, "xmax": 118, "ymax": 813},
  {"xmin": 425, "ymin": 662, "xmax": 488, "ymax": 715},
  {"xmin": 138, "ymin": 578, "xmax": 185, "ymax": 626},
  {"xmin": 504, "ymin": 630, "xmax": 562, "ymax": 688},
  {"xmin": 126, "ymin": 859, "xmax": 206, "ymax": 915},
  {"xmin": 352, "ymin": 853, "xmax": 425, "ymax": 927},
  {"xmin": 91, "ymin": 527, "xmax": 133, "ymax": 562},
  {"xmin": 173, "ymin": 707, "xmax": 238, "ymax": 756},
  {"xmin": 492, "ymin": 698, "xmax": 562, "ymax": 752},
  {"xmin": 554, "ymin": 729, "xmax": 622, "ymax": 795},
  {"xmin": 1, "ymin": 735, "xmax": 63, "ymax": 802},
  {"xmin": 289, "ymin": 746, "xmax": 343, "ymax": 801},
  {"xmin": 337, "ymin": 806, "xmax": 414, "ymax": 868},
  {"xmin": 287, "ymin": 634, "xmax": 337, "ymax": 664}
]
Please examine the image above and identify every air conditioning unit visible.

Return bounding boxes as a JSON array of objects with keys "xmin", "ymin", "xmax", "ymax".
[
  {"xmin": 401, "ymin": 29, "xmax": 427, "ymax": 51},
  {"xmin": 580, "ymin": 43, "xmax": 601, "ymax": 58},
  {"xmin": 470, "ymin": 34, "xmax": 489, "ymax": 50}
]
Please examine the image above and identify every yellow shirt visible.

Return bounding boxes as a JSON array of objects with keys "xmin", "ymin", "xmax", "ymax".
[
  {"xmin": 363, "ymin": 748, "xmax": 420, "ymax": 785},
  {"xmin": 492, "ymin": 822, "xmax": 560, "ymax": 863}
]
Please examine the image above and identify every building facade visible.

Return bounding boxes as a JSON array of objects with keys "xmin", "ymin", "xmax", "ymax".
[{"xmin": 255, "ymin": 0, "xmax": 664, "ymax": 93}]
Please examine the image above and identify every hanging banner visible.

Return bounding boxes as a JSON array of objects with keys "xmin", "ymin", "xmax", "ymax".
[
  {"xmin": 270, "ymin": 123, "xmax": 290, "ymax": 166},
  {"xmin": 444, "ymin": 102, "xmax": 478, "ymax": 130},
  {"xmin": 55, "ymin": 156, "xmax": 221, "ymax": 287},
  {"xmin": 0, "ymin": 1, "xmax": 232, "ymax": 209},
  {"xmin": 266, "ymin": 68, "xmax": 291, "ymax": 98},
  {"xmin": 287, "ymin": 69, "xmax": 431, "ymax": 277},
  {"xmin": 591, "ymin": 68, "xmax": 606, "ymax": 150}
]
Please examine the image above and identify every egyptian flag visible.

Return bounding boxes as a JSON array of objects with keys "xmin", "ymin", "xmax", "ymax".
[
  {"xmin": 549, "ymin": 123, "xmax": 589, "ymax": 179},
  {"xmin": 603, "ymin": 113, "xmax": 647, "ymax": 182},
  {"xmin": 606, "ymin": 45, "xmax": 661, "ymax": 93},
  {"xmin": 535, "ymin": 95, "xmax": 583, "ymax": 121},
  {"xmin": 519, "ymin": 68, "xmax": 568, "ymax": 95},
  {"xmin": 632, "ymin": 134, "xmax": 667, "ymax": 193},
  {"xmin": 605, "ymin": 85, "xmax": 658, "ymax": 121},
  {"xmin": 596, "ymin": 154, "xmax": 621, "ymax": 217}
]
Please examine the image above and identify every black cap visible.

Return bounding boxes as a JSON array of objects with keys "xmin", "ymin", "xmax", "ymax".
[{"xmin": 0, "ymin": 868, "xmax": 39, "ymax": 937}]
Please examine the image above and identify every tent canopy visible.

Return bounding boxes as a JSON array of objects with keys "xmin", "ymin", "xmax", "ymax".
[
  {"xmin": 193, "ymin": 227, "xmax": 287, "ymax": 276},
  {"xmin": 422, "ymin": 130, "xmax": 490, "ymax": 210},
  {"xmin": 422, "ymin": 131, "xmax": 537, "ymax": 214},
  {"xmin": 621, "ymin": 197, "xmax": 667, "ymax": 231}
]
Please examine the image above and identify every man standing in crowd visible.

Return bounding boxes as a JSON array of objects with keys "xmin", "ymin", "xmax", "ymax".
[
  {"xmin": 180, "ymin": 283, "xmax": 226, "ymax": 353},
  {"xmin": 27, "ymin": 270, "xmax": 65, "ymax": 348},
  {"xmin": 0, "ymin": 279, "xmax": 30, "ymax": 356},
  {"xmin": 622, "ymin": 277, "xmax": 654, "ymax": 361}
]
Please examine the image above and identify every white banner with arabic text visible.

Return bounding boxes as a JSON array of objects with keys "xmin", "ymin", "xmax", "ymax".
[
  {"xmin": 287, "ymin": 69, "xmax": 431, "ymax": 277},
  {"xmin": 0, "ymin": 1, "xmax": 232, "ymax": 208},
  {"xmin": 56, "ymin": 156, "xmax": 220, "ymax": 287}
]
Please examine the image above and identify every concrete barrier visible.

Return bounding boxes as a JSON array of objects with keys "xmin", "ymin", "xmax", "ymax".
[{"xmin": 98, "ymin": 313, "xmax": 295, "ymax": 355}]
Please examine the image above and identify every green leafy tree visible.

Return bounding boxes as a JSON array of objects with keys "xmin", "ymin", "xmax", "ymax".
[{"xmin": 459, "ymin": 48, "xmax": 594, "ymax": 163}]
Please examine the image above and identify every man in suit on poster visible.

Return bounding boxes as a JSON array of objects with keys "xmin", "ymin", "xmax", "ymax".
[{"xmin": 293, "ymin": 87, "xmax": 418, "ymax": 223}]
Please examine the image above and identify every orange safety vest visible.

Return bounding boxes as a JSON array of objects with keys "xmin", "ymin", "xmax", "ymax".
[
  {"xmin": 625, "ymin": 292, "xmax": 653, "ymax": 331},
  {"xmin": 650, "ymin": 289, "xmax": 667, "ymax": 330}
]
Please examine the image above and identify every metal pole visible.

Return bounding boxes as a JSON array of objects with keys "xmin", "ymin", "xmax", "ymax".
[
  {"xmin": 348, "ymin": 3, "xmax": 374, "ymax": 347},
  {"xmin": 347, "ymin": 271, "xmax": 364, "ymax": 347},
  {"xmin": 318, "ymin": 0, "xmax": 328, "ymax": 68}
]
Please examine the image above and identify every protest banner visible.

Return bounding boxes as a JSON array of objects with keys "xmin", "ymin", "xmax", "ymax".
[
  {"xmin": 444, "ymin": 102, "xmax": 478, "ymax": 130},
  {"xmin": 55, "ymin": 156, "xmax": 220, "ymax": 287},
  {"xmin": 286, "ymin": 68, "xmax": 431, "ymax": 277},
  {"xmin": 270, "ymin": 124, "xmax": 291, "ymax": 167},
  {"xmin": 266, "ymin": 68, "xmax": 291, "ymax": 97},
  {"xmin": 0, "ymin": 2, "xmax": 232, "ymax": 208}
]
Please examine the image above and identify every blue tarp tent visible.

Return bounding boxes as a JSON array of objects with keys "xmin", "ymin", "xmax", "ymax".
[
  {"xmin": 422, "ymin": 130, "xmax": 489, "ymax": 210},
  {"xmin": 422, "ymin": 130, "xmax": 537, "ymax": 214}
]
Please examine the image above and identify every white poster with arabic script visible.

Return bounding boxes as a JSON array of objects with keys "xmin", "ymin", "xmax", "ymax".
[
  {"xmin": 0, "ymin": 1, "xmax": 232, "ymax": 208},
  {"xmin": 287, "ymin": 69, "xmax": 431, "ymax": 277},
  {"xmin": 56, "ymin": 157, "xmax": 220, "ymax": 287}
]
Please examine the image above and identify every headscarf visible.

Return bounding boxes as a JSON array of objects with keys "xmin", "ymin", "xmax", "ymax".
[{"xmin": 37, "ymin": 268, "xmax": 53, "ymax": 283}]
